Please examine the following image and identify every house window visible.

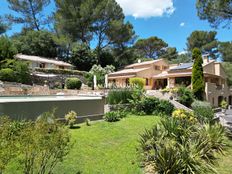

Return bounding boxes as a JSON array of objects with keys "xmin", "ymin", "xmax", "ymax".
[
  {"xmin": 59, "ymin": 66, "xmax": 65, "ymax": 69},
  {"xmin": 146, "ymin": 78, "xmax": 149, "ymax": 86},
  {"xmin": 154, "ymin": 66, "xmax": 160, "ymax": 70},
  {"xmin": 39, "ymin": 63, "xmax": 45, "ymax": 68}
]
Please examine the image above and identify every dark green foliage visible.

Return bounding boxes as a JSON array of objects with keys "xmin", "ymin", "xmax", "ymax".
[
  {"xmin": 222, "ymin": 62, "xmax": 232, "ymax": 86},
  {"xmin": 0, "ymin": 68, "xmax": 15, "ymax": 82},
  {"xmin": 71, "ymin": 43, "xmax": 97, "ymax": 71},
  {"xmin": 132, "ymin": 97, "xmax": 174, "ymax": 115},
  {"xmin": 6, "ymin": 0, "xmax": 51, "ymax": 30},
  {"xmin": 196, "ymin": 0, "xmax": 232, "ymax": 28},
  {"xmin": 192, "ymin": 100, "xmax": 214, "ymax": 124},
  {"xmin": 54, "ymin": 0, "xmax": 135, "ymax": 63},
  {"xmin": 192, "ymin": 48, "xmax": 205, "ymax": 100},
  {"xmin": 65, "ymin": 78, "xmax": 82, "ymax": 90},
  {"xmin": 177, "ymin": 87, "xmax": 194, "ymax": 107},
  {"xmin": 0, "ymin": 60, "xmax": 31, "ymax": 84},
  {"xmin": 107, "ymin": 88, "xmax": 133, "ymax": 105},
  {"xmin": 134, "ymin": 36, "xmax": 168, "ymax": 59},
  {"xmin": 139, "ymin": 117, "xmax": 227, "ymax": 174},
  {"xmin": 219, "ymin": 41, "xmax": 232, "ymax": 62},
  {"xmin": 187, "ymin": 30, "xmax": 218, "ymax": 59},
  {"xmin": 13, "ymin": 61, "xmax": 31, "ymax": 84},
  {"xmin": 13, "ymin": 30, "xmax": 57, "ymax": 58},
  {"xmin": 160, "ymin": 47, "xmax": 178, "ymax": 60},
  {"xmin": 0, "ymin": 36, "xmax": 17, "ymax": 61}
]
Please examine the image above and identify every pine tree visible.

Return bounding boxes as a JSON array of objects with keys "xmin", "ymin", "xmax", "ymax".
[{"xmin": 191, "ymin": 48, "xmax": 205, "ymax": 100}]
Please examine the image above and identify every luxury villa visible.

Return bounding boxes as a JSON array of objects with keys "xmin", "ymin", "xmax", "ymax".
[
  {"xmin": 15, "ymin": 54, "xmax": 73, "ymax": 70},
  {"xmin": 108, "ymin": 56, "xmax": 232, "ymax": 107}
]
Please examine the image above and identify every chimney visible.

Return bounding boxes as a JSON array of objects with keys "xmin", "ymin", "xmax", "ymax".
[{"xmin": 202, "ymin": 54, "xmax": 209, "ymax": 64}]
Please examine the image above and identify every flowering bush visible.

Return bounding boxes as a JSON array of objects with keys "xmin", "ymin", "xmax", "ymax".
[{"xmin": 172, "ymin": 109, "xmax": 197, "ymax": 123}]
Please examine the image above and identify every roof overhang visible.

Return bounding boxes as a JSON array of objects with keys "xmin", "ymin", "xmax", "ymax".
[{"xmin": 108, "ymin": 75, "xmax": 136, "ymax": 79}]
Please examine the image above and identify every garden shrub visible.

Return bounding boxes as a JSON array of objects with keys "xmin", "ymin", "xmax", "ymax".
[
  {"xmin": 107, "ymin": 88, "xmax": 133, "ymax": 104},
  {"xmin": 172, "ymin": 109, "xmax": 197, "ymax": 124},
  {"xmin": 104, "ymin": 111, "xmax": 121, "ymax": 122},
  {"xmin": 139, "ymin": 117, "xmax": 227, "ymax": 174},
  {"xmin": 0, "ymin": 68, "xmax": 15, "ymax": 82},
  {"xmin": 0, "ymin": 111, "xmax": 71, "ymax": 174},
  {"xmin": 14, "ymin": 61, "xmax": 31, "ymax": 84},
  {"xmin": 132, "ymin": 96, "xmax": 174, "ymax": 115},
  {"xmin": 65, "ymin": 77, "xmax": 82, "ymax": 89},
  {"xmin": 177, "ymin": 86, "xmax": 194, "ymax": 107},
  {"xmin": 65, "ymin": 111, "xmax": 77, "ymax": 128},
  {"xmin": 191, "ymin": 100, "xmax": 214, "ymax": 123},
  {"xmin": 129, "ymin": 77, "xmax": 145, "ymax": 89}
]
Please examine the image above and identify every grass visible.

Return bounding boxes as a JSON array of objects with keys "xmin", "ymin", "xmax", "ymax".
[
  {"xmin": 5, "ymin": 115, "xmax": 232, "ymax": 174},
  {"xmin": 54, "ymin": 115, "xmax": 160, "ymax": 174},
  {"xmin": 214, "ymin": 138, "xmax": 232, "ymax": 174}
]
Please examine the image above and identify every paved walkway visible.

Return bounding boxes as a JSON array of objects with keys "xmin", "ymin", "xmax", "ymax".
[{"xmin": 216, "ymin": 109, "xmax": 232, "ymax": 129}]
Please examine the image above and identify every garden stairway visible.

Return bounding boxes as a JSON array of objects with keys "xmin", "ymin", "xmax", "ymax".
[{"xmin": 146, "ymin": 90, "xmax": 192, "ymax": 112}]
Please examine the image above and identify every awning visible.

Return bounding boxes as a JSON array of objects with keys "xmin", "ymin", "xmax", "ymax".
[{"xmin": 108, "ymin": 75, "xmax": 136, "ymax": 79}]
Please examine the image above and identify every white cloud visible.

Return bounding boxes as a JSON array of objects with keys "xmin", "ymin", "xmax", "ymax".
[
  {"xmin": 180, "ymin": 22, "xmax": 185, "ymax": 27},
  {"xmin": 178, "ymin": 51, "xmax": 188, "ymax": 55},
  {"xmin": 116, "ymin": 0, "xmax": 175, "ymax": 18}
]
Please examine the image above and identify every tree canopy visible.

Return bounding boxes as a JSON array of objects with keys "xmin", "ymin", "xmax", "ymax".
[
  {"xmin": 196, "ymin": 0, "xmax": 232, "ymax": 28},
  {"xmin": 191, "ymin": 48, "xmax": 205, "ymax": 100},
  {"xmin": 54, "ymin": 0, "xmax": 135, "ymax": 63},
  {"xmin": 187, "ymin": 30, "xmax": 218, "ymax": 59},
  {"xmin": 134, "ymin": 36, "xmax": 168, "ymax": 59},
  {"xmin": 219, "ymin": 41, "xmax": 232, "ymax": 62},
  {"xmin": 6, "ymin": 0, "xmax": 51, "ymax": 31},
  {"xmin": 12, "ymin": 30, "xmax": 57, "ymax": 58}
]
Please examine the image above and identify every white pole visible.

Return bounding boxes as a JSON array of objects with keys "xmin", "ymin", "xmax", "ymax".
[
  {"xmin": 93, "ymin": 75, "xmax": 97, "ymax": 89},
  {"xmin": 105, "ymin": 74, "xmax": 108, "ymax": 88}
]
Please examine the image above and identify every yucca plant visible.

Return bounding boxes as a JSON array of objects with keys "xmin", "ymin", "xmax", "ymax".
[{"xmin": 139, "ymin": 118, "xmax": 228, "ymax": 174}]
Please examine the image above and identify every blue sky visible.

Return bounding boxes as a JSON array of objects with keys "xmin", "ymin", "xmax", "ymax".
[{"xmin": 1, "ymin": 0, "xmax": 231, "ymax": 52}]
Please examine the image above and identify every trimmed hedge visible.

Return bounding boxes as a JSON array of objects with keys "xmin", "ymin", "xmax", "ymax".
[
  {"xmin": 35, "ymin": 68, "xmax": 87, "ymax": 76},
  {"xmin": 65, "ymin": 78, "xmax": 82, "ymax": 89},
  {"xmin": 129, "ymin": 77, "xmax": 145, "ymax": 89}
]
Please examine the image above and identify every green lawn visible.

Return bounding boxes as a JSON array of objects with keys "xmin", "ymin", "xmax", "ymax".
[
  {"xmin": 5, "ymin": 115, "xmax": 232, "ymax": 174},
  {"xmin": 54, "ymin": 116, "xmax": 160, "ymax": 174}
]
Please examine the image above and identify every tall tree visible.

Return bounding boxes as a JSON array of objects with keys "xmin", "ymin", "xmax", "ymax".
[
  {"xmin": 0, "ymin": 36, "xmax": 17, "ymax": 61},
  {"xmin": 160, "ymin": 47, "xmax": 178, "ymax": 60},
  {"xmin": 54, "ymin": 0, "xmax": 135, "ymax": 63},
  {"xmin": 219, "ymin": 41, "xmax": 232, "ymax": 62},
  {"xmin": 187, "ymin": 30, "xmax": 218, "ymax": 59},
  {"xmin": 169, "ymin": 53, "xmax": 192, "ymax": 64},
  {"xmin": 54, "ymin": 0, "xmax": 93, "ymax": 43},
  {"xmin": 6, "ymin": 0, "xmax": 51, "ymax": 31},
  {"xmin": 12, "ymin": 30, "xmax": 57, "ymax": 58},
  {"xmin": 191, "ymin": 48, "xmax": 205, "ymax": 100},
  {"xmin": 196, "ymin": 0, "xmax": 232, "ymax": 28},
  {"xmin": 71, "ymin": 43, "xmax": 97, "ymax": 71},
  {"xmin": 222, "ymin": 62, "xmax": 232, "ymax": 86},
  {"xmin": 0, "ymin": 17, "xmax": 9, "ymax": 35},
  {"xmin": 134, "ymin": 36, "xmax": 168, "ymax": 59}
]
